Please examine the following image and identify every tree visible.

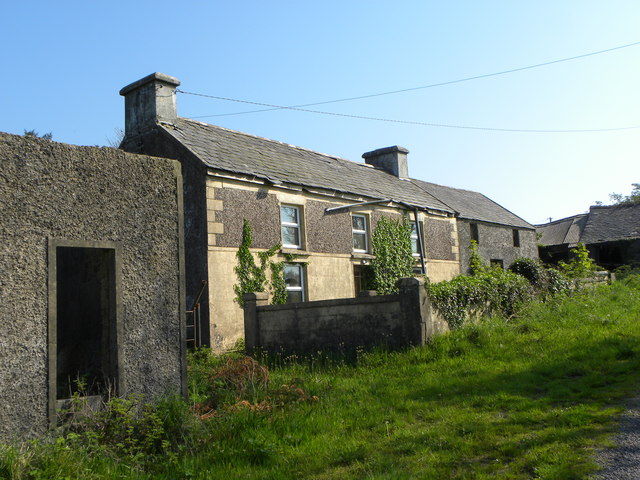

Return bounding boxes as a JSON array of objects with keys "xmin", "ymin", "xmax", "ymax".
[
  {"xmin": 609, "ymin": 183, "xmax": 640, "ymax": 206},
  {"xmin": 23, "ymin": 129, "xmax": 52, "ymax": 140}
]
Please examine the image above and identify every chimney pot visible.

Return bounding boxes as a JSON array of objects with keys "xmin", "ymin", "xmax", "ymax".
[{"xmin": 362, "ymin": 146, "xmax": 410, "ymax": 179}]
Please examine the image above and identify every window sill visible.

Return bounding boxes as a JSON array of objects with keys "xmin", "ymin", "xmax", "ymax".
[
  {"xmin": 351, "ymin": 252, "xmax": 374, "ymax": 260},
  {"xmin": 281, "ymin": 247, "xmax": 310, "ymax": 256}
]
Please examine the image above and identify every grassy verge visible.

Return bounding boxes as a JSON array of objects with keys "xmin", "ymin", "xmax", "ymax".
[{"xmin": 3, "ymin": 277, "xmax": 640, "ymax": 479}]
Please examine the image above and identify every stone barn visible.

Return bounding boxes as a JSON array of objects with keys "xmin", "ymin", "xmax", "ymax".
[{"xmin": 0, "ymin": 132, "xmax": 186, "ymax": 442}]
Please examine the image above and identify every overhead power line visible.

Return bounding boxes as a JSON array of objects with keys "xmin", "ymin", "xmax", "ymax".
[
  {"xmin": 177, "ymin": 89, "xmax": 640, "ymax": 133},
  {"xmin": 187, "ymin": 40, "xmax": 640, "ymax": 119}
]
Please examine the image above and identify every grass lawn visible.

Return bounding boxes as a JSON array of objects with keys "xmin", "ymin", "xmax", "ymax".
[{"xmin": 3, "ymin": 277, "xmax": 640, "ymax": 479}]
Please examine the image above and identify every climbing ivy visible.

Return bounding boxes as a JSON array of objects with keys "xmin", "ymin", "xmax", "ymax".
[
  {"xmin": 468, "ymin": 240, "xmax": 485, "ymax": 275},
  {"xmin": 369, "ymin": 216, "xmax": 415, "ymax": 295},
  {"xmin": 233, "ymin": 219, "xmax": 286, "ymax": 306}
]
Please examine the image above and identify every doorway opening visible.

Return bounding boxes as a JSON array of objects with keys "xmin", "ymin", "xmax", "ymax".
[{"xmin": 53, "ymin": 245, "xmax": 118, "ymax": 400}]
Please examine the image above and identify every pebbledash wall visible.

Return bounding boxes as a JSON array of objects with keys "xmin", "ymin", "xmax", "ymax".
[
  {"xmin": 0, "ymin": 132, "xmax": 186, "ymax": 442},
  {"xmin": 205, "ymin": 178, "xmax": 460, "ymax": 350},
  {"xmin": 243, "ymin": 277, "xmax": 449, "ymax": 354}
]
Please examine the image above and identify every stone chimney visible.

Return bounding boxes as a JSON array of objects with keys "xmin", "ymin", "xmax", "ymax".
[
  {"xmin": 119, "ymin": 72, "xmax": 181, "ymax": 138},
  {"xmin": 362, "ymin": 146, "xmax": 409, "ymax": 179}
]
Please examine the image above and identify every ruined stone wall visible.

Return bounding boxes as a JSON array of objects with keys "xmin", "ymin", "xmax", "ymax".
[{"xmin": 0, "ymin": 132, "xmax": 185, "ymax": 442}]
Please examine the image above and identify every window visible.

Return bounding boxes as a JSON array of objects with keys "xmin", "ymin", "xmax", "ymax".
[
  {"xmin": 283, "ymin": 263, "xmax": 305, "ymax": 303},
  {"xmin": 512, "ymin": 229, "xmax": 520, "ymax": 247},
  {"xmin": 470, "ymin": 223, "xmax": 479, "ymax": 244},
  {"xmin": 490, "ymin": 259, "xmax": 504, "ymax": 270},
  {"xmin": 410, "ymin": 221, "xmax": 421, "ymax": 256},
  {"xmin": 281, "ymin": 205, "xmax": 302, "ymax": 249},
  {"xmin": 352, "ymin": 214, "xmax": 368, "ymax": 252}
]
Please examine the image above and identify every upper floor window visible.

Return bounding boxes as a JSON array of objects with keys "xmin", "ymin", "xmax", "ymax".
[
  {"xmin": 281, "ymin": 205, "xmax": 302, "ymax": 249},
  {"xmin": 352, "ymin": 214, "xmax": 368, "ymax": 253},
  {"xmin": 410, "ymin": 221, "xmax": 420, "ymax": 256},
  {"xmin": 283, "ymin": 263, "xmax": 305, "ymax": 303},
  {"xmin": 470, "ymin": 223, "xmax": 479, "ymax": 244},
  {"xmin": 512, "ymin": 229, "xmax": 521, "ymax": 247}
]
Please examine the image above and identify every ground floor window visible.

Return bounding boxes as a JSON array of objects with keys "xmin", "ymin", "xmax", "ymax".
[{"xmin": 283, "ymin": 263, "xmax": 305, "ymax": 303}]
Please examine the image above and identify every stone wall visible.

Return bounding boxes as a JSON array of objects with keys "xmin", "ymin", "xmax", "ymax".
[
  {"xmin": 243, "ymin": 278, "xmax": 448, "ymax": 354},
  {"xmin": 457, "ymin": 219, "xmax": 538, "ymax": 274},
  {"xmin": 0, "ymin": 132, "xmax": 186, "ymax": 442}
]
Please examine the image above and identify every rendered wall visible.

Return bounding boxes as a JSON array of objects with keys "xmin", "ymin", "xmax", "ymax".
[
  {"xmin": 204, "ymin": 179, "xmax": 459, "ymax": 350},
  {"xmin": 0, "ymin": 133, "xmax": 186, "ymax": 442}
]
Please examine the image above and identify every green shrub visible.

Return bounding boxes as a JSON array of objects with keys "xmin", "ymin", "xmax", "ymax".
[
  {"xmin": 558, "ymin": 243, "xmax": 598, "ymax": 278},
  {"xmin": 427, "ymin": 268, "xmax": 531, "ymax": 329},
  {"xmin": 508, "ymin": 258, "xmax": 572, "ymax": 298},
  {"xmin": 508, "ymin": 257, "xmax": 546, "ymax": 288},
  {"xmin": 613, "ymin": 264, "xmax": 640, "ymax": 281}
]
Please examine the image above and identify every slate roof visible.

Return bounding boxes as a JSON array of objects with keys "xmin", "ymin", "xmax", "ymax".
[
  {"xmin": 581, "ymin": 205, "xmax": 640, "ymax": 244},
  {"xmin": 160, "ymin": 117, "xmax": 533, "ymax": 228},
  {"xmin": 536, "ymin": 204, "xmax": 640, "ymax": 246},
  {"xmin": 412, "ymin": 179, "xmax": 533, "ymax": 229},
  {"xmin": 536, "ymin": 214, "xmax": 588, "ymax": 246}
]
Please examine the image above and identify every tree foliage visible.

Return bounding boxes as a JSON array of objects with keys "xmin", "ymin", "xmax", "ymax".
[
  {"xmin": 369, "ymin": 216, "xmax": 415, "ymax": 295},
  {"xmin": 609, "ymin": 183, "xmax": 640, "ymax": 206},
  {"xmin": 23, "ymin": 129, "xmax": 52, "ymax": 140}
]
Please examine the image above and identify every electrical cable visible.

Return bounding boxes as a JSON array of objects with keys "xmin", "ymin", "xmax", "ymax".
[
  {"xmin": 186, "ymin": 40, "xmax": 640, "ymax": 119},
  {"xmin": 177, "ymin": 89, "xmax": 640, "ymax": 133}
]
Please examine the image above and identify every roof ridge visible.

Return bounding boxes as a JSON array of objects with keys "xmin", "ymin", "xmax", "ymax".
[{"xmin": 174, "ymin": 117, "xmax": 375, "ymax": 170}]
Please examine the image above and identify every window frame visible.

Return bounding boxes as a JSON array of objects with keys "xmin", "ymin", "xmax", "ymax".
[
  {"xmin": 352, "ymin": 214, "xmax": 369, "ymax": 253},
  {"xmin": 283, "ymin": 263, "xmax": 305, "ymax": 303},
  {"xmin": 280, "ymin": 205, "xmax": 303, "ymax": 249}
]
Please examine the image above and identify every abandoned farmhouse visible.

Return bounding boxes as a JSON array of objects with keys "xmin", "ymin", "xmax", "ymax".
[
  {"xmin": 0, "ymin": 72, "xmax": 541, "ymax": 440},
  {"xmin": 118, "ymin": 72, "xmax": 538, "ymax": 351}
]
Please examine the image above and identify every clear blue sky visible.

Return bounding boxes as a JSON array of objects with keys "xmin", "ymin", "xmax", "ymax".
[{"xmin": 2, "ymin": 1, "xmax": 638, "ymax": 224}]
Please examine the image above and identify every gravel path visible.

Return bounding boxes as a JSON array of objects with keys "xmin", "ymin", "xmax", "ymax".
[{"xmin": 595, "ymin": 393, "xmax": 640, "ymax": 479}]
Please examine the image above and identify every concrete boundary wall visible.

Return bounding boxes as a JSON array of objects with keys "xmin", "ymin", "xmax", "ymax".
[{"xmin": 243, "ymin": 278, "xmax": 448, "ymax": 354}]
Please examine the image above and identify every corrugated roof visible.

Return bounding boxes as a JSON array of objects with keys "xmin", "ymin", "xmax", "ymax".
[{"xmin": 160, "ymin": 117, "xmax": 532, "ymax": 227}]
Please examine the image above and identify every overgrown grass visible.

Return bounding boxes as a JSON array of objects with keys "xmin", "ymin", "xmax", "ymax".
[{"xmin": 3, "ymin": 277, "xmax": 640, "ymax": 479}]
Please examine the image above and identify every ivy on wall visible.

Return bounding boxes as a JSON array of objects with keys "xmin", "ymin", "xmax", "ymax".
[
  {"xmin": 369, "ymin": 216, "xmax": 415, "ymax": 295},
  {"xmin": 233, "ymin": 219, "xmax": 286, "ymax": 306}
]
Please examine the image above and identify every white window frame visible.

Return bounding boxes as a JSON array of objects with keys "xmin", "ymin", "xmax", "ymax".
[
  {"xmin": 280, "ymin": 205, "xmax": 302, "ymax": 249},
  {"xmin": 352, "ymin": 214, "xmax": 368, "ymax": 253},
  {"xmin": 284, "ymin": 263, "xmax": 305, "ymax": 302}
]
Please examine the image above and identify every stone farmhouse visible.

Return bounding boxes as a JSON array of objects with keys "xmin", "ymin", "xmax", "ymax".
[
  {"xmin": 537, "ymin": 204, "xmax": 640, "ymax": 270},
  {"xmin": 0, "ymin": 132, "xmax": 186, "ymax": 442},
  {"xmin": 119, "ymin": 72, "xmax": 537, "ymax": 350}
]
